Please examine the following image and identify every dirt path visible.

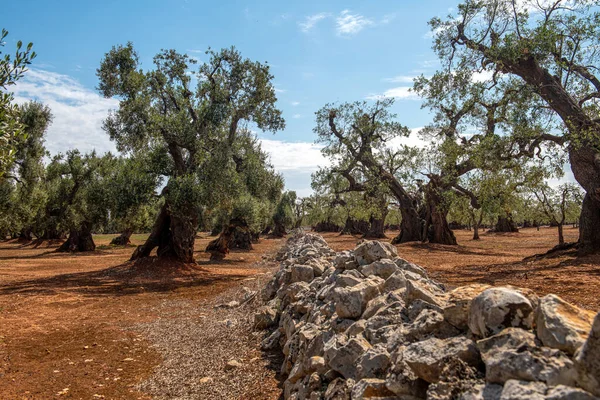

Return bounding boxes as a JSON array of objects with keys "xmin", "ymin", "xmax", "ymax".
[{"xmin": 0, "ymin": 234, "xmax": 284, "ymax": 399}]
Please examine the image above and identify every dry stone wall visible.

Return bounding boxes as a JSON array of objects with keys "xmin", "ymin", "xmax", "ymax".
[{"xmin": 256, "ymin": 231, "xmax": 600, "ymax": 400}]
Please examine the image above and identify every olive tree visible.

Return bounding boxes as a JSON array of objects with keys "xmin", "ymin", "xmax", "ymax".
[
  {"xmin": 1, "ymin": 29, "xmax": 37, "ymax": 178},
  {"xmin": 431, "ymin": 0, "xmax": 600, "ymax": 253},
  {"xmin": 98, "ymin": 44, "xmax": 284, "ymax": 262}
]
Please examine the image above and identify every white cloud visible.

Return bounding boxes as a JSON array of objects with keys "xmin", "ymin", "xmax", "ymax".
[
  {"xmin": 291, "ymin": 101, "xmax": 300, "ymax": 106},
  {"xmin": 299, "ymin": 13, "xmax": 330, "ymax": 33},
  {"xmin": 274, "ymin": 86, "xmax": 286, "ymax": 93},
  {"xmin": 12, "ymin": 69, "xmax": 119, "ymax": 156},
  {"xmin": 365, "ymin": 87, "xmax": 419, "ymax": 101},
  {"xmin": 336, "ymin": 10, "xmax": 373, "ymax": 36},
  {"xmin": 292, "ymin": 114, "xmax": 302, "ymax": 119},
  {"xmin": 259, "ymin": 139, "xmax": 330, "ymax": 173},
  {"xmin": 383, "ymin": 75, "xmax": 416, "ymax": 83}
]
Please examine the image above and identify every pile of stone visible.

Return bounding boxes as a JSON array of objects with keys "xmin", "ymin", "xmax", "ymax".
[{"xmin": 255, "ymin": 231, "xmax": 600, "ymax": 399}]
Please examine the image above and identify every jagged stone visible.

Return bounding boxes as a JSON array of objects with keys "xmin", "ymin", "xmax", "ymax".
[
  {"xmin": 290, "ymin": 264, "xmax": 315, "ymax": 283},
  {"xmin": 443, "ymin": 284, "xmax": 491, "ymax": 331},
  {"xmin": 468, "ymin": 287, "xmax": 534, "ymax": 338},
  {"xmin": 324, "ymin": 378, "xmax": 355, "ymax": 400},
  {"xmin": 325, "ymin": 335, "xmax": 372, "ymax": 379},
  {"xmin": 254, "ymin": 305, "xmax": 278, "ymax": 329},
  {"xmin": 405, "ymin": 279, "xmax": 445, "ymax": 308},
  {"xmin": 574, "ymin": 312, "xmax": 600, "ymax": 397},
  {"xmin": 351, "ymin": 378, "xmax": 395, "ymax": 399},
  {"xmin": 500, "ymin": 379, "xmax": 547, "ymax": 399},
  {"xmin": 356, "ymin": 345, "xmax": 391, "ymax": 379},
  {"xmin": 383, "ymin": 270, "xmax": 407, "ymax": 291},
  {"xmin": 332, "ymin": 277, "xmax": 383, "ymax": 319},
  {"xmin": 403, "ymin": 336, "xmax": 480, "ymax": 383},
  {"xmin": 536, "ymin": 294, "xmax": 595, "ymax": 355},
  {"xmin": 354, "ymin": 240, "xmax": 398, "ymax": 266},
  {"xmin": 360, "ymin": 259, "xmax": 399, "ymax": 279},
  {"xmin": 394, "ymin": 257, "xmax": 429, "ymax": 279},
  {"xmin": 545, "ymin": 385, "xmax": 599, "ymax": 400}
]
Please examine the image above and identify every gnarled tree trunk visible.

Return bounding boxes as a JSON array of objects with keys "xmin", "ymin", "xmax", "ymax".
[
  {"xmin": 422, "ymin": 180, "xmax": 457, "ymax": 245},
  {"xmin": 110, "ymin": 228, "xmax": 133, "ymax": 246},
  {"xmin": 131, "ymin": 201, "xmax": 198, "ymax": 263},
  {"xmin": 57, "ymin": 222, "xmax": 96, "ymax": 252},
  {"xmin": 340, "ymin": 217, "xmax": 369, "ymax": 235},
  {"xmin": 205, "ymin": 218, "xmax": 250, "ymax": 260},
  {"xmin": 391, "ymin": 207, "xmax": 422, "ymax": 244},
  {"xmin": 494, "ymin": 214, "xmax": 519, "ymax": 233},
  {"xmin": 272, "ymin": 221, "xmax": 287, "ymax": 238},
  {"xmin": 364, "ymin": 215, "xmax": 386, "ymax": 239}
]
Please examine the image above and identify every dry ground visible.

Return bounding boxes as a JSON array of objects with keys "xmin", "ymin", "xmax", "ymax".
[
  {"xmin": 325, "ymin": 226, "xmax": 600, "ymax": 310},
  {"xmin": 0, "ymin": 226, "xmax": 598, "ymax": 399}
]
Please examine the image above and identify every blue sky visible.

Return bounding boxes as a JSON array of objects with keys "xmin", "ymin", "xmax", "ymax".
[{"xmin": 6, "ymin": 0, "xmax": 461, "ymax": 195}]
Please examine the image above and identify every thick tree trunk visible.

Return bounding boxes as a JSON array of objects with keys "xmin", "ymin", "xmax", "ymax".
[
  {"xmin": 131, "ymin": 201, "xmax": 198, "ymax": 263},
  {"xmin": 340, "ymin": 217, "xmax": 369, "ymax": 235},
  {"xmin": 364, "ymin": 216, "xmax": 386, "ymax": 238},
  {"xmin": 272, "ymin": 221, "xmax": 287, "ymax": 238},
  {"xmin": 422, "ymin": 182, "xmax": 457, "ymax": 245},
  {"xmin": 313, "ymin": 221, "xmax": 341, "ymax": 232},
  {"xmin": 110, "ymin": 229, "xmax": 133, "ymax": 246},
  {"xmin": 228, "ymin": 220, "xmax": 253, "ymax": 251},
  {"xmin": 578, "ymin": 192, "xmax": 600, "ymax": 254},
  {"xmin": 18, "ymin": 228, "xmax": 33, "ymax": 242},
  {"xmin": 206, "ymin": 218, "xmax": 250, "ymax": 260},
  {"xmin": 391, "ymin": 207, "xmax": 423, "ymax": 244},
  {"xmin": 57, "ymin": 223, "xmax": 95, "ymax": 252},
  {"xmin": 494, "ymin": 214, "xmax": 519, "ymax": 233}
]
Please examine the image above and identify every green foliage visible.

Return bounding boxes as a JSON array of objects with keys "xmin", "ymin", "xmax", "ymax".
[
  {"xmin": 97, "ymin": 44, "xmax": 286, "ymax": 242},
  {"xmin": 273, "ymin": 191, "xmax": 297, "ymax": 230},
  {"xmin": 1, "ymin": 29, "xmax": 37, "ymax": 178}
]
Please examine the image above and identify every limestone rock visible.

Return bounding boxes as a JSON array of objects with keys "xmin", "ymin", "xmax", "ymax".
[
  {"xmin": 536, "ymin": 294, "xmax": 595, "ymax": 355},
  {"xmin": 351, "ymin": 378, "xmax": 395, "ymax": 399},
  {"xmin": 290, "ymin": 264, "xmax": 315, "ymax": 283},
  {"xmin": 325, "ymin": 335, "xmax": 372, "ymax": 379},
  {"xmin": 500, "ymin": 379, "xmax": 547, "ymax": 400},
  {"xmin": 360, "ymin": 259, "xmax": 399, "ymax": 280},
  {"xmin": 356, "ymin": 346, "xmax": 391, "ymax": 379},
  {"xmin": 403, "ymin": 336, "xmax": 480, "ymax": 383},
  {"xmin": 394, "ymin": 257, "xmax": 429, "ymax": 279},
  {"xmin": 468, "ymin": 288, "xmax": 534, "ymax": 338},
  {"xmin": 333, "ymin": 276, "xmax": 383, "ymax": 319},
  {"xmin": 254, "ymin": 305, "xmax": 278, "ymax": 329},
  {"xmin": 443, "ymin": 284, "xmax": 491, "ymax": 331},
  {"xmin": 354, "ymin": 240, "xmax": 398, "ymax": 266},
  {"xmin": 574, "ymin": 312, "xmax": 600, "ymax": 397},
  {"xmin": 545, "ymin": 385, "xmax": 599, "ymax": 400}
]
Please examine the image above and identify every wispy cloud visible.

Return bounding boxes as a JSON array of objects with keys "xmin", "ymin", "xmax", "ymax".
[
  {"xmin": 380, "ymin": 13, "xmax": 396, "ymax": 25},
  {"xmin": 298, "ymin": 12, "xmax": 330, "ymax": 33},
  {"xmin": 365, "ymin": 87, "xmax": 419, "ymax": 101},
  {"xmin": 336, "ymin": 10, "xmax": 373, "ymax": 36},
  {"xmin": 12, "ymin": 69, "xmax": 118, "ymax": 156},
  {"xmin": 292, "ymin": 114, "xmax": 302, "ymax": 119},
  {"xmin": 291, "ymin": 101, "xmax": 300, "ymax": 106},
  {"xmin": 383, "ymin": 75, "xmax": 416, "ymax": 84}
]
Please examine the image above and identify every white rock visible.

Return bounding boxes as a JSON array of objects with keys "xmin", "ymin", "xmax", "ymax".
[
  {"xmin": 403, "ymin": 336, "xmax": 480, "ymax": 383},
  {"xmin": 500, "ymin": 379, "xmax": 547, "ymax": 400},
  {"xmin": 333, "ymin": 276, "xmax": 383, "ymax": 319},
  {"xmin": 360, "ymin": 259, "xmax": 399, "ymax": 279},
  {"xmin": 290, "ymin": 264, "xmax": 315, "ymax": 283},
  {"xmin": 536, "ymin": 294, "xmax": 595, "ymax": 355},
  {"xmin": 468, "ymin": 288, "xmax": 534, "ymax": 338},
  {"xmin": 354, "ymin": 240, "xmax": 398, "ymax": 266}
]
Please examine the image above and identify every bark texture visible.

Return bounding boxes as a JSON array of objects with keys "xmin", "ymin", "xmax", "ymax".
[
  {"xmin": 57, "ymin": 223, "xmax": 96, "ymax": 252},
  {"xmin": 131, "ymin": 202, "xmax": 198, "ymax": 263},
  {"xmin": 110, "ymin": 229, "xmax": 132, "ymax": 246}
]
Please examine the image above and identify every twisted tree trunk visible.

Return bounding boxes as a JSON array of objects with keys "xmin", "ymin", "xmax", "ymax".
[
  {"xmin": 494, "ymin": 214, "xmax": 519, "ymax": 233},
  {"xmin": 57, "ymin": 222, "xmax": 96, "ymax": 252},
  {"xmin": 131, "ymin": 201, "xmax": 198, "ymax": 263},
  {"xmin": 422, "ymin": 180, "xmax": 457, "ymax": 245},
  {"xmin": 205, "ymin": 218, "xmax": 250, "ymax": 260},
  {"xmin": 110, "ymin": 228, "xmax": 132, "ymax": 246}
]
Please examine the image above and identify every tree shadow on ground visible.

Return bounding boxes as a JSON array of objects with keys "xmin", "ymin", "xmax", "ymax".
[
  {"xmin": 0, "ymin": 257, "xmax": 248, "ymax": 298},
  {"xmin": 402, "ymin": 242, "xmax": 510, "ymax": 258}
]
